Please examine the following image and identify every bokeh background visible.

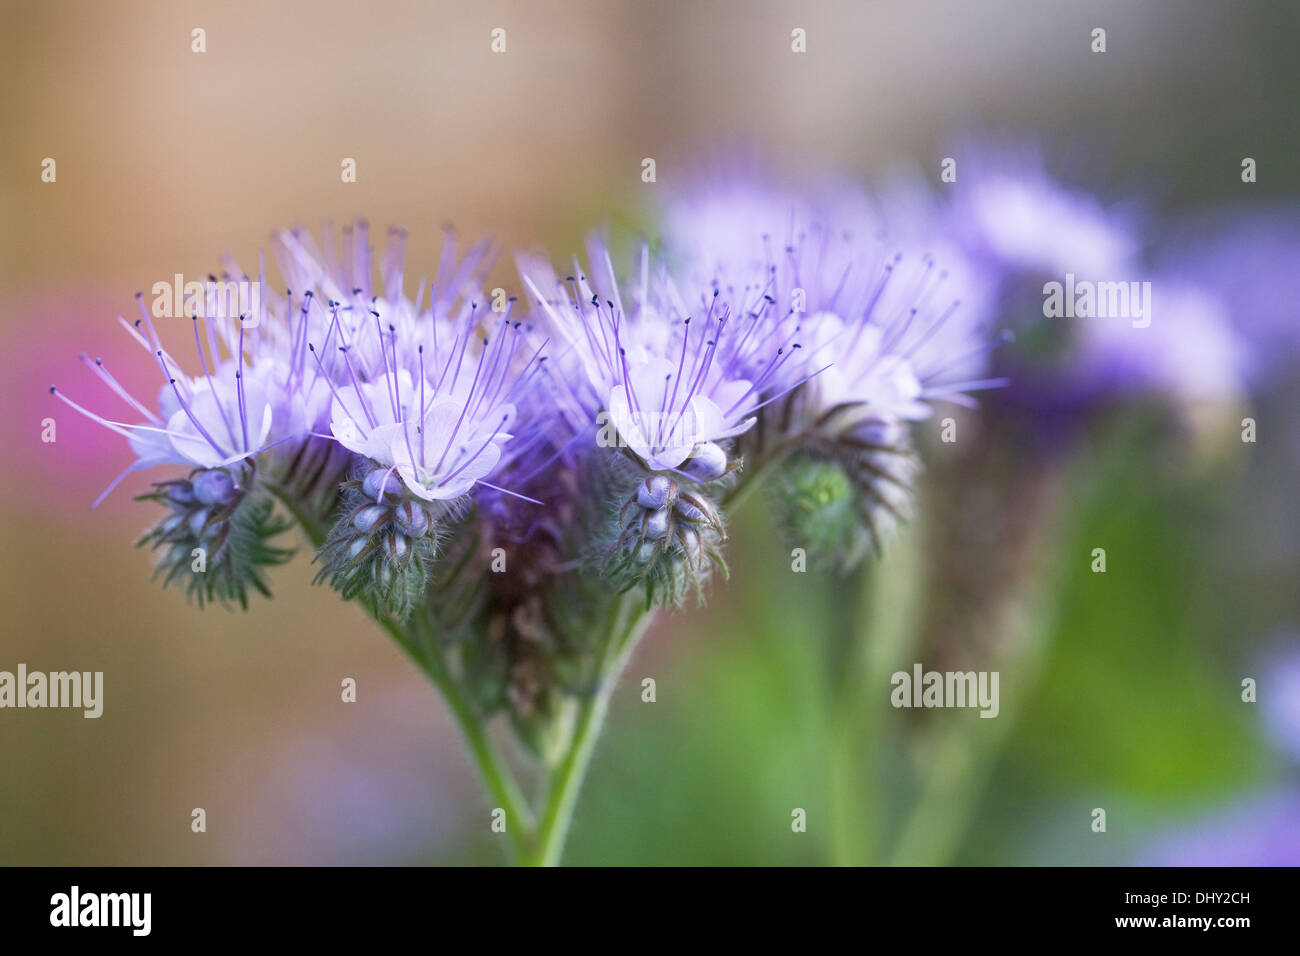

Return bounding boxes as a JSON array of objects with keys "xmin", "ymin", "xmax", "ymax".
[{"xmin": 2, "ymin": 0, "xmax": 1297, "ymax": 864}]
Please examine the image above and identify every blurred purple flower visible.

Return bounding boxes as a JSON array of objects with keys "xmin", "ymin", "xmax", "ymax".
[
  {"xmin": 943, "ymin": 145, "xmax": 1141, "ymax": 287},
  {"xmin": 939, "ymin": 145, "xmax": 1247, "ymax": 419},
  {"xmin": 1071, "ymin": 278, "xmax": 1245, "ymax": 408},
  {"xmin": 1141, "ymin": 642, "xmax": 1300, "ymax": 866},
  {"xmin": 657, "ymin": 173, "xmax": 1006, "ymax": 430},
  {"xmin": 1261, "ymin": 642, "xmax": 1300, "ymax": 766},
  {"xmin": 1141, "ymin": 789, "xmax": 1300, "ymax": 866},
  {"xmin": 1159, "ymin": 209, "xmax": 1300, "ymax": 388}
]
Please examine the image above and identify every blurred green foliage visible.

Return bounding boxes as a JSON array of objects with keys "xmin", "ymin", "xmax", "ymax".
[{"xmin": 538, "ymin": 413, "xmax": 1282, "ymax": 866}]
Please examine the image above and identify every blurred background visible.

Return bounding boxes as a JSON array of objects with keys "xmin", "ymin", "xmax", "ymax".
[{"xmin": 2, "ymin": 0, "xmax": 1297, "ymax": 864}]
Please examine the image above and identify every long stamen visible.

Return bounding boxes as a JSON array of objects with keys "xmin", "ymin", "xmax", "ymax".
[
  {"xmin": 187, "ymin": 319, "xmax": 239, "ymax": 449},
  {"xmin": 474, "ymin": 479, "xmax": 544, "ymax": 506},
  {"xmin": 91, "ymin": 462, "xmax": 137, "ymax": 510},
  {"xmin": 308, "ymin": 344, "xmax": 369, "ymax": 439},
  {"xmin": 445, "ymin": 302, "xmax": 477, "ymax": 396},
  {"xmin": 49, "ymin": 386, "xmax": 138, "ymax": 440},
  {"xmin": 339, "ymin": 347, "xmax": 378, "ymax": 428},
  {"xmin": 481, "ymin": 322, "xmax": 523, "ymax": 409},
  {"xmin": 80, "ymin": 354, "xmax": 161, "ymax": 424},
  {"xmin": 725, "ymin": 346, "xmax": 796, "ymax": 417},
  {"xmin": 157, "ymin": 352, "xmax": 226, "ymax": 455},
  {"xmin": 503, "ymin": 340, "xmax": 548, "ymax": 403},
  {"xmin": 418, "ymin": 345, "xmax": 427, "ymax": 469},
  {"xmin": 438, "ymin": 413, "xmax": 510, "ymax": 486},
  {"xmin": 236, "ymin": 319, "xmax": 250, "ymax": 452},
  {"xmin": 431, "ymin": 343, "xmax": 489, "ymax": 474},
  {"xmin": 373, "ymin": 308, "xmax": 398, "ymax": 420},
  {"xmin": 744, "ymin": 362, "xmax": 832, "ymax": 416},
  {"xmin": 657, "ymin": 317, "xmax": 693, "ymax": 447},
  {"xmin": 391, "ymin": 328, "xmax": 420, "ymax": 474}
]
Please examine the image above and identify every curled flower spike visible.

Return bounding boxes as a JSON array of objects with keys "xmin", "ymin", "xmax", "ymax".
[
  {"xmin": 314, "ymin": 463, "xmax": 445, "ymax": 620},
  {"xmin": 603, "ymin": 471, "xmax": 728, "ymax": 607},
  {"xmin": 57, "ymin": 221, "xmax": 527, "ymax": 607},
  {"xmin": 135, "ymin": 463, "xmax": 293, "ymax": 609}
]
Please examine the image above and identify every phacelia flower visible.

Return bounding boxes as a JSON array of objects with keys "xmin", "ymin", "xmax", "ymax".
[
  {"xmin": 1158, "ymin": 209, "xmax": 1300, "ymax": 389},
  {"xmin": 942, "ymin": 145, "xmax": 1141, "ymax": 286},
  {"xmin": 656, "ymin": 174, "xmax": 1003, "ymax": 560},
  {"xmin": 55, "ymin": 221, "xmax": 542, "ymax": 611},
  {"xmin": 520, "ymin": 238, "xmax": 777, "ymax": 478},
  {"xmin": 938, "ymin": 147, "xmax": 1247, "ymax": 422},
  {"xmin": 660, "ymin": 174, "xmax": 1005, "ymax": 429}
]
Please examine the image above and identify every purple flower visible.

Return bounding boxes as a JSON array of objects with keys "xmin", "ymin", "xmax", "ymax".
[
  {"xmin": 277, "ymin": 223, "xmax": 543, "ymax": 503},
  {"xmin": 659, "ymin": 175, "xmax": 1006, "ymax": 434},
  {"xmin": 1141, "ymin": 788, "xmax": 1300, "ymax": 866},
  {"xmin": 1070, "ymin": 278, "xmax": 1245, "ymax": 407},
  {"xmin": 56, "ymin": 221, "xmax": 541, "ymax": 507},
  {"xmin": 940, "ymin": 146, "xmax": 1247, "ymax": 415},
  {"xmin": 519, "ymin": 238, "xmax": 766, "ymax": 475},
  {"xmin": 943, "ymin": 146, "xmax": 1140, "ymax": 285},
  {"xmin": 51, "ymin": 301, "xmax": 302, "ymax": 506},
  {"xmin": 1159, "ymin": 210, "xmax": 1300, "ymax": 388},
  {"xmin": 1261, "ymin": 642, "xmax": 1300, "ymax": 767}
]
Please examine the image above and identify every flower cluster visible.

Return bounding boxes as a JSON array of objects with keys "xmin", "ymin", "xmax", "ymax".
[
  {"xmin": 48, "ymin": 160, "xmax": 1286, "ymax": 868},
  {"xmin": 54, "ymin": 188, "xmax": 1007, "ymax": 723}
]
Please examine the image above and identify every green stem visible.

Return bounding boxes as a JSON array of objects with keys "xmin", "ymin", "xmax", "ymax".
[
  {"xmin": 269, "ymin": 482, "xmax": 534, "ymax": 861},
  {"xmin": 522, "ymin": 596, "xmax": 653, "ymax": 866},
  {"xmin": 392, "ymin": 615, "xmax": 535, "ymax": 859},
  {"xmin": 885, "ymin": 472, "xmax": 1067, "ymax": 866},
  {"xmin": 826, "ymin": 523, "xmax": 924, "ymax": 864}
]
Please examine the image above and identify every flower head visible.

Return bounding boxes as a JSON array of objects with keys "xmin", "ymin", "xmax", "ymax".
[
  {"xmin": 520, "ymin": 238, "xmax": 766, "ymax": 477},
  {"xmin": 51, "ymin": 301, "xmax": 300, "ymax": 506},
  {"xmin": 55, "ymin": 221, "xmax": 544, "ymax": 610},
  {"xmin": 938, "ymin": 149, "xmax": 1247, "ymax": 420},
  {"xmin": 1158, "ymin": 210, "xmax": 1300, "ymax": 388},
  {"xmin": 660, "ymin": 175, "xmax": 1005, "ymax": 433},
  {"xmin": 943, "ymin": 145, "xmax": 1140, "ymax": 284}
]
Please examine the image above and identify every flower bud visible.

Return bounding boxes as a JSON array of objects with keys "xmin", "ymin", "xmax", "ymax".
[
  {"xmin": 383, "ymin": 532, "xmax": 410, "ymax": 563},
  {"xmin": 393, "ymin": 500, "xmax": 431, "ymax": 538},
  {"xmin": 316, "ymin": 481, "xmax": 438, "ymax": 621},
  {"xmin": 771, "ymin": 446, "xmax": 915, "ymax": 572},
  {"xmin": 643, "ymin": 507, "xmax": 670, "ymax": 539},
  {"xmin": 188, "ymin": 508, "xmax": 211, "ymax": 538},
  {"xmin": 682, "ymin": 441, "xmax": 729, "ymax": 482},
  {"xmin": 636, "ymin": 475, "xmax": 677, "ymax": 510},
  {"xmin": 609, "ymin": 476, "xmax": 727, "ymax": 606},
  {"xmin": 137, "ymin": 472, "xmax": 292, "ymax": 609},
  {"xmin": 362, "ymin": 468, "xmax": 404, "ymax": 501},
  {"xmin": 192, "ymin": 468, "xmax": 238, "ymax": 506},
  {"xmin": 353, "ymin": 504, "xmax": 390, "ymax": 533}
]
